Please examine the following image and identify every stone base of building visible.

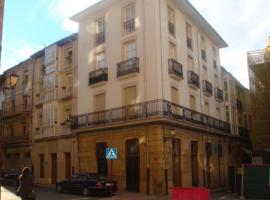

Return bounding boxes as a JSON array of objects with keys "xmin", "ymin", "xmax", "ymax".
[
  {"xmin": 31, "ymin": 136, "xmax": 77, "ymax": 185},
  {"xmin": 76, "ymin": 123, "xmax": 249, "ymax": 195}
]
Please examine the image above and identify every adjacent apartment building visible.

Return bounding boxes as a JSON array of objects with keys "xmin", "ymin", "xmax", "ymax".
[
  {"xmin": 247, "ymin": 38, "xmax": 270, "ymax": 163},
  {"xmin": 70, "ymin": 0, "xmax": 251, "ymax": 194}
]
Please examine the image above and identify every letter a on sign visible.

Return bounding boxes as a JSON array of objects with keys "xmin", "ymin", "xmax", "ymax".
[{"xmin": 106, "ymin": 148, "xmax": 118, "ymax": 160}]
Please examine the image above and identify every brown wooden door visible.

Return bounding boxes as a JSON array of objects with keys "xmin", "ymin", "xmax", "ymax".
[
  {"xmin": 191, "ymin": 141, "xmax": 199, "ymax": 186},
  {"xmin": 172, "ymin": 138, "xmax": 181, "ymax": 186},
  {"xmin": 65, "ymin": 152, "xmax": 71, "ymax": 179},
  {"xmin": 205, "ymin": 143, "xmax": 211, "ymax": 188},
  {"xmin": 51, "ymin": 153, "xmax": 57, "ymax": 184},
  {"xmin": 126, "ymin": 139, "xmax": 140, "ymax": 192}
]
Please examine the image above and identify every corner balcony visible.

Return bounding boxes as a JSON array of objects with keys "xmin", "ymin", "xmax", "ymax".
[
  {"xmin": 124, "ymin": 19, "xmax": 135, "ymax": 33},
  {"xmin": 215, "ymin": 87, "xmax": 224, "ymax": 101},
  {"xmin": 117, "ymin": 57, "xmax": 139, "ymax": 78},
  {"xmin": 70, "ymin": 99, "xmax": 231, "ymax": 135},
  {"xmin": 202, "ymin": 80, "xmax": 213, "ymax": 96},
  {"xmin": 168, "ymin": 59, "xmax": 183, "ymax": 79},
  {"xmin": 89, "ymin": 68, "xmax": 108, "ymax": 86},
  {"xmin": 188, "ymin": 71, "xmax": 200, "ymax": 88}
]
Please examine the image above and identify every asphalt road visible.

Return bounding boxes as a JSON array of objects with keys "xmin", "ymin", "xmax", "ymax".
[{"xmin": 1, "ymin": 186, "xmax": 265, "ymax": 200}]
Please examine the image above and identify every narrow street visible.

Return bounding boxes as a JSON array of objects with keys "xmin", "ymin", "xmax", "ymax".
[{"xmin": 1, "ymin": 186, "xmax": 255, "ymax": 200}]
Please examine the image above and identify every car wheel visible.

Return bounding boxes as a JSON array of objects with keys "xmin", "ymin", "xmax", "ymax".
[
  {"xmin": 82, "ymin": 187, "xmax": 89, "ymax": 196},
  {"xmin": 56, "ymin": 184, "xmax": 62, "ymax": 193}
]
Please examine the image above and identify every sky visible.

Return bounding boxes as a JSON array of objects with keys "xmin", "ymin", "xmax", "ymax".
[{"xmin": 1, "ymin": 0, "xmax": 270, "ymax": 88}]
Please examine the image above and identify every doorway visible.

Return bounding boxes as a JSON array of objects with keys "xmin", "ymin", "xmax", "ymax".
[
  {"xmin": 65, "ymin": 152, "xmax": 71, "ymax": 179},
  {"xmin": 125, "ymin": 139, "xmax": 140, "ymax": 192},
  {"xmin": 51, "ymin": 153, "xmax": 57, "ymax": 184}
]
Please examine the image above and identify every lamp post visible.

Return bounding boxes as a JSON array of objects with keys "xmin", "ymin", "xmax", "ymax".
[{"xmin": 0, "ymin": 72, "xmax": 18, "ymax": 200}]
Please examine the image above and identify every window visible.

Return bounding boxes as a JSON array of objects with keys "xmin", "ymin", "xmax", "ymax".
[
  {"xmin": 125, "ymin": 41, "xmax": 136, "ymax": 59},
  {"xmin": 93, "ymin": 93, "xmax": 106, "ymax": 112},
  {"xmin": 201, "ymin": 36, "xmax": 206, "ymax": 61},
  {"xmin": 62, "ymin": 105, "xmax": 71, "ymax": 123},
  {"xmin": 213, "ymin": 59, "xmax": 217, "ymax": 69},
  {"xmin": 186, "ymin": 23, "xmax": 192, "ymax": 50},
  {"xmin": 39, "ymin": 154, "xmax": 45, "ymax": 178},
  {"xmin": 96, "ymin": 143, "xmax": 108, "ymax": 176},
  {"xmin": 216, "ymin": 107, "xmax": 221, "ymax": 119},
  {"xmin": 168, "ymin": 7, "xmax": 175, "ymax": 35},
  {"xmin": 169, "ymin": 42, "xmax": 176, "ymax": 59},
  {"xmin": 189, "ymin": 95, "xmax": 196, "ymax": 110},
  {"xmin": 124, "ymin": 3, "xmax": 135, "ymax": 33},
  {"xmin": 202, "ymin": 66, "xmax": 208, "ymax": 80},
  {"xmin": 123, "ymin": 86, "xmax": 137, "ymax": 105},
  {"xmin": 171, "ymin": 87, "xmax": 179, "ymax": 104},
  {"xmin": 66, "ymin": 49, "xmax": 72, "ymax": 64},
  {"xmin": 204, "ymin": 101, "xmax": 209, "ymax": 115},
  {"xmin": 96, "ymin": 17, "xmax": 105, "ymax": 45},
  {"xmin": 188, "ymin": 55, "xmax": 194, "ymax": 71},
  {"xmin": 96, "ymin": 52, "xmax": 106, "ymax": 69},
  {"xmin": 214, "ymin": 74, "xmax": 218, "ymax": 87}
]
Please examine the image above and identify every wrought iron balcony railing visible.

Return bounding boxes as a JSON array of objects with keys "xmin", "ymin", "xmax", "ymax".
[
  {"xmin": 96, "ymin": 32, "xmax": 105, "ymax": 45},
  {"xmin": 124, "ymin": 19, "xmax": 135, "ymax": 33},
  {"xmin": 3, "ymin": 104, "xmax": 31, "ymax": 117},
  {"xmin": 2, "ymin": 134, "xmax": 30, "ymax": 145},
  {"xmin": 188, "ymin": 71, "xmax": 200, "ymax": 88},
  {"xmin": 59, "ymin": 87, "xmax": 72, "ymax": 100},
  {"xmin": 202, "ymin": 80, "xmax": 213, "ymax": 96},
  {"xmin": 168, "ymin": 59, "xmax": 183, "ymax": 79},
  {"xmin": 117, "ymin": 57, "xmax": 139, "ymax": 77},
  {"xmin": 89, "ymin": 68, "xmax": 108, "ymax": 85},
  {"xmin": 215, "ymin": 87, "xmax": 224, "ymax": 101},
  {"xmin": 70, "ymin": 99, "xmax": 231, "ymax": 134}
]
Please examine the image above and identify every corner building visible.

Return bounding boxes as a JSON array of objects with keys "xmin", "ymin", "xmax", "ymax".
[{"xmin": 71, "ymin": 0, "xmax": 251, "ymax": 194}]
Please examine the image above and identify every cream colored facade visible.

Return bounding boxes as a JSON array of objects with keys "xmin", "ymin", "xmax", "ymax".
[
  {"xmin": 71, "ymin": 0, "xmax": 251, "ymax": 195},
  {"xmin": 31, "ymin": 34, "xmax": 78, "ymax": 185}
]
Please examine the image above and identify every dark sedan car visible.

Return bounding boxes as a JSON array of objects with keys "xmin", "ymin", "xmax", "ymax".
[
  {"xmin": 56, "ymin": 173, "xmax": 118, "ymax": 196},
  {"xmin": 2, "ymin": 169, "xmax": 20, "ymax": 186}
]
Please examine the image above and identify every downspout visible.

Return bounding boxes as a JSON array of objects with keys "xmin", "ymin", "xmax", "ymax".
[
  {"xmin": 158, "ymin": 0, "xmax": 168, "ymax": 195},
  {"xmin": 142, "ymin": 0, "xmax": 150, "ymax": 194}
]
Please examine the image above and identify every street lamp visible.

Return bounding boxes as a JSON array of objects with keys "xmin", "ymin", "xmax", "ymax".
[{"xmin": 0, "ymin": 72, "xmax": 18, "ymax": 200}]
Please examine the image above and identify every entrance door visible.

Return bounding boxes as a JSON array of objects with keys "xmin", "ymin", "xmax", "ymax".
[
  {"xmin": 126, "ymin": 139, "xmax": 140, "ymax": 192},
  {"xmin": 65, "ymin": 152, "xmax": 71, "ymax": 179},
  {"xmin": 191, "ymin": 141, "xmax": 199, "ymax": 186},
  {"xmin": 51, "ymin": 153, "xmax": 57, "ymax": 184},
  {"xmin": 172, "ymin": 138, "xmax": 181, "ymax": 186},
  {"xmin": 205, "ymin": 143, "xmax": 211, "ymax": 188}
]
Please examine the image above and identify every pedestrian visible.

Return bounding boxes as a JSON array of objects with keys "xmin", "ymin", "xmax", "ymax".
[{"xmin": 18, "ymin": 167, "xmax": 35, "ymax": 200}]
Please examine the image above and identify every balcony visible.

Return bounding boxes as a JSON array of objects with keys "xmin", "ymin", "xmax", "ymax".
[
  {"xmin": 236, "ymin": 99, "xmax": 243, "ymax": 111},
  {"xmin": 89, "ymin": 68, "xmax": 108, "ymax": 85},
  {"xmin": 3, "ymin": 104, "xmax": 31, "ymax": 118},
  {"xmin": 168, "ymin": 59, "xmax": 183, "ymax": 79},
  {"xmin": 96, "ymin": 32, "xmax": 105, "ymax": 45},
  {"xmin": 2, "ymin": 134, "xmax": 29, "ymax": 145},
  {"xmin": 202, "ymin": 80, "xmax": 213, "ymax": 96},
  {"xmin": 124, "ymin": 19, "xmax": 135, "ymax": 33},
  {"xmin": 70, "ymin": 99, "xmax": 231, "ymax": 134},
  {"xmin": 188, "ymin": 71, "xmax": 200, "ymax": 88},
  {"xmin": 59, "ymin": 87, "xmax": 72, "ymax": 100},
  {"xmin": 117, "ymin": 57, "xmax": 139, "ymax": 78},
  {"xmin": 168, "ymin": 21, "xmax": 175, "ymax": 35},
  {"xmin": 215, "ymin": 87, "xmax": 224, "ymax": 101}
]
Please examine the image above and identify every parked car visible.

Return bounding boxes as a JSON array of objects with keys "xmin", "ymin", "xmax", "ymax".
[
  {"xmin": 2, "ymin": 169, "xmax": 20, "ymax": 186},
  {"xmin": 56, "ymin": 173, "xmax": 118, "ymax": 196}
]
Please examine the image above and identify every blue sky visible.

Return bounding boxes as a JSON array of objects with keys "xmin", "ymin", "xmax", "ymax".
[{"xmin": 1, "ymin": 0, "xmax": 270, "ymax": 88}]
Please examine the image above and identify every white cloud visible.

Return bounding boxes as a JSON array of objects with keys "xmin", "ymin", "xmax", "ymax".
[
  {"xmin": 189, "ymin": 0, "xmax": 270, "ymax": 88},
  {"xmin": 45, "ymin": 0, "xmax": 101, "ymax": 33}
]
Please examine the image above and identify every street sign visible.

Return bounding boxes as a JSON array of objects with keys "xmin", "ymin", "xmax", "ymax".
[{"xmin": 106, "ymin": 148, "xmax": 118, "ymax": 160}]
